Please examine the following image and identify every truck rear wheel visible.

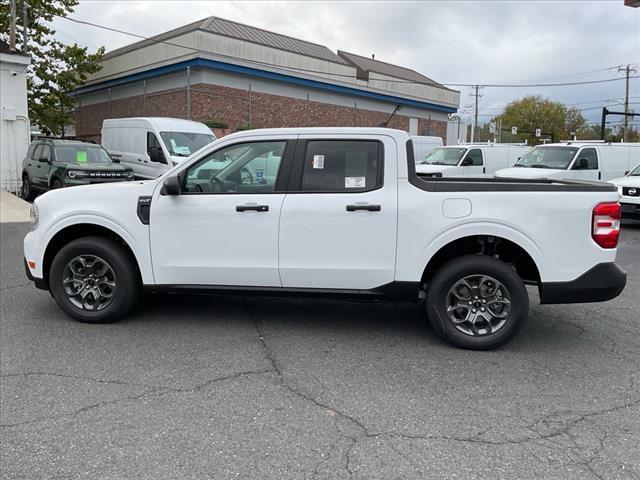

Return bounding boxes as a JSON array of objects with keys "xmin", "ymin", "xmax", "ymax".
[
  {"xmin": 426, "ymin": 255, "xmax": 528, "ymax": 350},
  {"xmin": 49, "ymin": 237, "xmax": 140, "ymax": 323}
]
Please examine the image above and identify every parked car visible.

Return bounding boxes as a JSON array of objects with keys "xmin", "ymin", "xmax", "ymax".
[
  {"xmin": 495, "ymin": 141, "xmax": 640, "ymax": 181},
  {"xmin": 101, "ymin": 117, "xmax": 216, "ymax": 180},
  {"xmin": 24, "ymin": 128, "xmax": 626, "ymax": 350},
  {"xmin": 416, "ymin": 143, "xmax": 530, "ymax": 177},
  {"xmin": 411, "ymin": 135, "xmax": 443, "ymax": 163},
  {"xmin": 21, "ymin": 138, "xmax": 134, "ymax": 200},
  {"xmin": 609, "ymin": 163, "xmax": 640, "ymax": 220}
]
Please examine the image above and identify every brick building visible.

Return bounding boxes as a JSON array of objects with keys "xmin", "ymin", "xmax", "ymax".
[{"xmin": 72, "ymin": 16, "xmax": 460, "ymax": 140}]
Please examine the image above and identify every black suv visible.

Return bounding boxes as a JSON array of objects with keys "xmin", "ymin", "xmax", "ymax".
[{"xmin": 21, "ymin": 139, "xmax": 134, "ymax": 200}]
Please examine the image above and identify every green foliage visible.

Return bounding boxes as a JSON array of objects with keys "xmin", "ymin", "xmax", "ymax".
[
  {"xmin": 0, "ymin": 0, "xmax": 104, "ymax": 135},
  {"xmin": 493, "ymin": 95, "xmax": 590, "ymax": 145}
]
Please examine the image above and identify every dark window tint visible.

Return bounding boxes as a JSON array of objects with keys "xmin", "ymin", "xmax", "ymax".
[
  {"xmin": 301, "ymin": 140, "xmax": 382, "ymax": 192},
  {"xmin": 573, "ymin": 148, "xmax": 598, "ymax": 170},
  {"xmin": 33, "ymin": 144, "xmax": 44, "ymax": 160},
  {"xmin": 465, "ymin": 149, "xmax": 483, "ymax": 166},
  {"xmin": 27, "ymin": 143, "xmax": 37, "ymax": 160}
]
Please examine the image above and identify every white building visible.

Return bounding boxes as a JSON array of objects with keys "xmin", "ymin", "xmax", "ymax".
[{"xmin": 1, "ymin": 40, "xmax": 30, "ymax": 193}]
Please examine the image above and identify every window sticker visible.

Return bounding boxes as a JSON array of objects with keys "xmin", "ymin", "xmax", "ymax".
[
  {"xmin": 312, "ymin": 155, "xmax": 325, "ymax": 169},
  {"xmin": 345, "ymin": 176, "xmax": 366, "ymax": 188},
  {"xmin": 76, "ymin": 151, "xmax": 87, "ymax": 163}
]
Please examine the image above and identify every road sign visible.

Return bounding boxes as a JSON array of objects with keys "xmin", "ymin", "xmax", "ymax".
[
  {"xmin": 535, "ymin": 128, "xmax": 541, "ymax": 137},
  {"xmin": 489, "ymin": 121, "xmax": 496, "ymax": 134},
  {"xmin": 511, "ymin": 126, "xmax": 518, "ymax": 135}
]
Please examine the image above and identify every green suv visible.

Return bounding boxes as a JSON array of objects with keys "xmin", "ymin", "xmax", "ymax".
[{"xmin": 21, "ymin": 138, "xmax": 134, "ymax": 200}]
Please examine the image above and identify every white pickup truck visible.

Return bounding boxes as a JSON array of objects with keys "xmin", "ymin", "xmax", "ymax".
[{"xmin": 24, "ymin": 128, "xmax": 627, "ymax": 350}]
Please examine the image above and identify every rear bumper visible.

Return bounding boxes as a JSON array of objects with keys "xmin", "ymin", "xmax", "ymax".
[
  {"xmin": 24, "ymin": 258, "xmax": 48, "ymax": 290},
  {"xmin": 539, "ymin": 262, "xmax": 627, "ymax": 304}
]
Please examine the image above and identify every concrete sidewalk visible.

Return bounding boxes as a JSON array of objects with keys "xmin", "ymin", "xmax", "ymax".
[{"xmin": 0, "ymin": 190, "xmax": 30, "ymax": 223}]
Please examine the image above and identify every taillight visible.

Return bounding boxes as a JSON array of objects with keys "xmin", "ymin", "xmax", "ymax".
[{"xmin": 592, "ymin": 202, "xmax": 621, "ymax": 249}]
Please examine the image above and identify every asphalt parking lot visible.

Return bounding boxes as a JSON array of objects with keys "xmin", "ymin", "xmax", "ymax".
[{"xmin": 1, "ymin": 221, "xmax": 639, "ymax": 480}]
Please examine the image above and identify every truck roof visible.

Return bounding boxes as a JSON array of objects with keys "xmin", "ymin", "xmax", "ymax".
[
  {"xmin": 217, "ymin": 127, "xmax": 412, "ymax": 140},
  {"xmin": 101, "ymin": 117, "xmax": 213, "ymax": 133}
]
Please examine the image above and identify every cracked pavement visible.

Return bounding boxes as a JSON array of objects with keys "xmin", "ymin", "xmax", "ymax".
[{"xmin": 1, "ymin": 221, "xmax": 639, "ymax": 479}]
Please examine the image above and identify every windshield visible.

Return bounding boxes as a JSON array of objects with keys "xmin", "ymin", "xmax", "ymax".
[
  {"xmin": 55, "ymin": 146, "xmax": 112, "ymax": 165},
  {"xmin": 629, "ymin": 164, "xmax": 640, "ymax": 176},
  {"xmin": 160, "ymin": 131, "xmax": 215, "ymax": 157},
  {"xmin": 423, "ymin": 147, "xmax": 467, "ymax": 166},
  {"xmin": 514, "ymin": 146, "xmax": 578, "ymax": 169}
]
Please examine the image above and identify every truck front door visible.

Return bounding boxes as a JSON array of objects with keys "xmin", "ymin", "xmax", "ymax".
[{"xmin": 278, "ymin": 136, "xmax": 398, "ymax": 290}]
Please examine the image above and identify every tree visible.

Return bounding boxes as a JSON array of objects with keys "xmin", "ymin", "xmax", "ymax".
[
  {"xmin": 494, "ymin": 95, "xmax": 590, "ymax": 145},
  {"xmin": 0, "ymin": 0, "xmax": 104, "ymax": 135}
]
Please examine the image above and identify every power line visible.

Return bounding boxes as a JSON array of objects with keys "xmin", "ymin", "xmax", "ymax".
[{"xmin": 57, "ymin": 15, "xmax": 640, "ymax": 89}]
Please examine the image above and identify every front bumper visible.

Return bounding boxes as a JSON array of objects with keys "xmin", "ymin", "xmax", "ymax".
[
  {"xmin": 24, "ymin": 258, "xmax": 48, "ymax": 290},
  {"xmin": 539, "ymin": 262, "xmax": 627, "ymax": 304},
  {"xmin": 621, "ymin": 202, "xmax": 640, "ymax": 220}
]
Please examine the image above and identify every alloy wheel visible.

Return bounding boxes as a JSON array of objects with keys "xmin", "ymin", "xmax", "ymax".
[{"xmin": 62, "ymin": 255, "xmax": 117, "ymax": 311}]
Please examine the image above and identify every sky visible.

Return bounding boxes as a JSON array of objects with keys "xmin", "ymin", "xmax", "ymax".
[{"xmin": 51, "ymin": 0, "xmax": 640, "ymax": 127}]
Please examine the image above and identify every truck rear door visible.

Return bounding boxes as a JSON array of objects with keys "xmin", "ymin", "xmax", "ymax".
[{"xmin": 278, "ymin": 135, "xmax": 398, "ymax": 290}]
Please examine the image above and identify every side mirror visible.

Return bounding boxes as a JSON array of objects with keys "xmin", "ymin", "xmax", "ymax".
[
  {"xmin": 110, "ymin": 156, "xmax": 120, "ymax": 163},
  {"xmin": 149, "ymin": 147, "xmax": 165, "ymax": 163},
  {"xmin": 162, "ymin": 175, "xmax": 181, "ymax": 195},
  {"xmin": 461, "ymin": 157, "xmax": 473, "ymax": 166}
]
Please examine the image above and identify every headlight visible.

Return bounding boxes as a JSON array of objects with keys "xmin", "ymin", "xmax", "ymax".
[
  {"xmin": 67, "ymin": 170, "xmax": 86, "ymax": 179},
  {"xmin": 30, "ymin": 202, "xmax": 39, "ymax": 230}
]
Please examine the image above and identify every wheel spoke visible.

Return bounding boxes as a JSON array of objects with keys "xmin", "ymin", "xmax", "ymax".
[{"xmin": 62, "ymin": 255, "xmax": 117, "ymax": 312}]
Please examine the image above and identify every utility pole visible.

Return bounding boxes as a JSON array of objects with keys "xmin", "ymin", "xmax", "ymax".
[
  {"xmin": 619, "ymin": 64, "xmax": 637, "ymax": 142},
  {"xmin": 22, "ymin": 0, "xmax": 29, "ymax": 54},
  {"xmin": 469, "ymin": 85, "xmax": 484, "ymax": 143},
  {"xmin": 9, "ymin": 0, "xmax": 17, "ymax": 51}
]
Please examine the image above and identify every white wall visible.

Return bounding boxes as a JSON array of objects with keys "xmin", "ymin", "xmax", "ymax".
[{"xmin": 1, "ymin": 51, "xmax": 30, "ymax": 193}]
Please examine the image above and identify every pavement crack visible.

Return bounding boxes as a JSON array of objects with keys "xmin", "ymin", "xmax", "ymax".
[
  {"xmin": 0, "ymin": 282, "xmax": 31, "ymax": 292},
  {"xmin": 157, "ymin": 368, "xmax": 275, "ymax": 395},
  {"xmin": 0, "ymin": 371, "xmax": 147, "ymax": 388}
]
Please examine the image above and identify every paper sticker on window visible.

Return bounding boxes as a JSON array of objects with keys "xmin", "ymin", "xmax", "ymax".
[
  {"xmin": 76, "ymin": 151, "xmax": 87, "ymax": 163},
  {"xmin": 312, "ymin": 155, "xmax": 325, "ymax": 169},
  {"xmin": 345, "ymin": 176, "xmax": 365, "ymax": 188}
]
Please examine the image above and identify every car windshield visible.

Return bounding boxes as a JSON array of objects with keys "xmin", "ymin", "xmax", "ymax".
[
  {"xmin": 628, "ymin": 164, "xmax": 640, "ymax": 176},
  {"xmin": 160, "ymin": 131, "xmax": 215, "ymax": 157},
  {"xmin": 55, "ymin": 146, "xmax": 113, "ymax": 164},
  {"xmin": 423, "ymin": 147, "xmax": 467, "ymax": 166},
  {"xmin": 514, "ymin": 146, "xmax": 578, "ymax": 169}
]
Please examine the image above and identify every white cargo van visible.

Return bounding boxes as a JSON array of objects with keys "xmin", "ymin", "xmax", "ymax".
[
  {"xmin": 101, "ymin": 117, "xmax": 216, "ymax": 179},
  {"xmin": 411, "ymin": 135, "xmax": 443, "ymax": 163},
  {"xmin": 415, "ymin": 143, "xmax": 530, "ymax": 177},
  {"xmin": 495, "ymin": 141, "xmax": 640, "ymax": 182}
]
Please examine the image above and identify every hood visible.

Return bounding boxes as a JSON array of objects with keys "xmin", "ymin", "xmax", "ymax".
[
  {"xmin": 494, "ymin": 167, "xmax": 566, "ymax": 179},
  {"xmin": 609, "ymin": 176, "xmax": 640, "ymax": 188},
  {"xmin": 415, "ymin": 164, "xmax": 457, "ymax": 174}
]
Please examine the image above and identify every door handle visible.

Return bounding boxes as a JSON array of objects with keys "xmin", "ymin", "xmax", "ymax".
[
  {"xmin": 236, "ymin": 205, "xmax": 269, "ymax": 212},
  {"xmin": 598, "ymin": 172, "xmax": 601, "ymax": 180},
  {"xmin": 346, "ymin": 204, "xmax": 381, "ymax": 212},
  {"xmin": 137, "ymin": 158, "xmax": 143, "ymax": 162},
  {"xmin": 483, "ymin": 167, "xmax": 486, "ymax": 174}
]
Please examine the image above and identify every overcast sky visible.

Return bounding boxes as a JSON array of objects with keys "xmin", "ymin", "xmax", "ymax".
[{"xmin": 52, "ymin": 0, "xmax": 639, "ymax": 127}]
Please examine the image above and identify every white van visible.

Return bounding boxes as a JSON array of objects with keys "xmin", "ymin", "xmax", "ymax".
[
  {"xmin": 411, "ymin": 135, "xmax": 443, "ymax": 164},
  {"xmin": 101, "ymin": 117, "xmax": 216, "ymax": 179},
  {"xmin": 415, "ymin": 143, "xmax": 530, "ymax": 177},
  {"xmin": 495, "ymin": 141, "xmax": 640, "ymax": 182}
]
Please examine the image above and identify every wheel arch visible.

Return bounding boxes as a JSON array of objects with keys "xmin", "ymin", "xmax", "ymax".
[
  {"xmin": 420, "ymin": 233, "xmax": 542, "ymax": 289},
  {"xmin": 42, "ymin": 223, "xmax": 143, "ymax": 289}
]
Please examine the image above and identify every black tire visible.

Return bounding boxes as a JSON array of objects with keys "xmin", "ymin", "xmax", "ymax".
[
  {"xmin": 425, "ymin": 255, "xmax": 528, "ymax": 350},
  {"xmin": 51, "ymin": 178, "xmax": 63, "ymax": 189},
  {"xmin": 49, "ymin": 236, "xmax": 140, "ymax": 323},
  {"xmin": 21, "ymin": 174, "xmax": 36, "ymax": 201}
]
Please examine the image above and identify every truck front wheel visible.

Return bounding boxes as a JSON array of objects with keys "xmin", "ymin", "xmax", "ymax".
[
  {"xmin": 49, "ymin": 237, "xmax": 140, "ymax": 323},
  {"xmin": 426, "ymin": 255, "xmax": 528, "ymax": 350}
]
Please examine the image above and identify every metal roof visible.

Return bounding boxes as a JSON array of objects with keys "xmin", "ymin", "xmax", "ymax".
[
  {"xmin": 201, "ymin": 17, "xmax": 347, "ymax": 64},
  {"xmin": 103, "ymin": 16, "xmax": 347, "ymax": 65},
  {"xmin": 337, "ymin": 50, "xmax": 447, "ymax": 89}
]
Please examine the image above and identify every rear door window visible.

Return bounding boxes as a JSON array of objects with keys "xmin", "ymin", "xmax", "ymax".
[
  {"xmin": 299, "ymin": 140, "xmax": 383, "ymax": 193},
  {"xmin": 32, "ymin": 144, "xmax": 43, "ymax": 160}
]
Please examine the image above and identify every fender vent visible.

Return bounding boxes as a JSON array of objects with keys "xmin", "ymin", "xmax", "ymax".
[{"xmin": 137, "ymin": 196, "xmax": 152, "ymax": 225}]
